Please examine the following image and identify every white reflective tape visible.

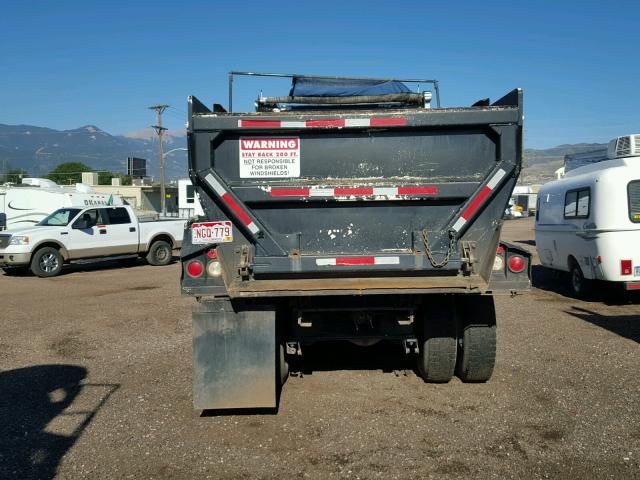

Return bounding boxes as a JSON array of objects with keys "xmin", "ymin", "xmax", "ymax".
[
  {"xmin": 487, "ymin": 168, "xmax": 507, "ymax": 190},
  {"xmin": 374, "ymin": 256, "xmax": 400, "ymax": 265},
  {"xmin": 280, "ymin": 121, "xmax": 307, "ymax": 128},
  {"xmin": 345, "ymin": 118, "xmax": 371, "ymax": 127},
  {"xmin": 309, "ymin": 188, "xmax": 334, "ymax": 197},
  {"xmin": 452, "ymin": 217, "xmax": 467, "ymax": 232},
  {"xmin": 372, "ymin": 187, "xmax": 398, "ymax": 197},
  {"xmin": 204, "ymin": 173, "xmax": 226, "ymax": 196},
  {"xmin": 316, "ymin": 258, "xmax": 337, "ymax": 266},
  {"xmin": 247, "ymin": 222, "xmax": 260, "ymax": 234}
]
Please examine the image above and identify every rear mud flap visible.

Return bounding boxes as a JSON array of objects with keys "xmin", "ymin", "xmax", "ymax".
[{"xmin": 193, "ymin": 299, "xmax": 276, "ymax": 410}]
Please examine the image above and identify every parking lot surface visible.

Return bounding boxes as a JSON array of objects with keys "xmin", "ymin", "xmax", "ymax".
[{"xmin": 1, "ymin": 218, "xmax": 639, "ymax": 479}]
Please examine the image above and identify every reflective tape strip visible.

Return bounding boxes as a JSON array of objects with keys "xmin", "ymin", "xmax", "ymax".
[
  {"xmin": 316, "ymin": 256, "xmax": 400, "ymax": 266},
  {"xmin": 205, "ymin": 173, "xmax": 260, "ymax": 234},
  {"xmin": 204, "ymin": 173, "xmax": 226, "ymax": 196},
  {"xmin": 269, "ymin": 185, "xmax": 439, "ymax": 199},
  {"xmin": 238, "ymin": 117, "xmax": 407, "ymax": 128},
  {"xmin": 451, "ymin": 168, "xmax": 507, "ymax": 232}
]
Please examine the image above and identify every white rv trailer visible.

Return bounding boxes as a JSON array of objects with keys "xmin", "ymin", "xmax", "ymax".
[
  {"xmin": 177, "ymin": 179, "xmax": 204, "ymax": 219},
  {"xmin": 535, "ymin": 134, "xmax": 640, "ymax": 295},
  {"xmin": 0, "ymin": 178, "xmax": 122, "ymax": 231}
]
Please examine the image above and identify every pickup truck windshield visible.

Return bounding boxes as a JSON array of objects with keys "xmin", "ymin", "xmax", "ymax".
[{"xmin": 38, "ymin": 208, "xmax": 82, "ymax": 226}]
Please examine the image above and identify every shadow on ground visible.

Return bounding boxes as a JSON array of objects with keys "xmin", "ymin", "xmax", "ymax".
[
  {"xmin": 565, "ymin": 306, "xmax": 640, "ymax": 344},
  {"xmin": 293, "ymin": 340, "xmax": 416, "ymax": 375},
  {"xmin": 2, "ymin": 256, "xmax": 179, "ymax": 278},
  {"xmin": 0, "ymin": 365, "xmax": 118, "ymax": 479},
  {"xmin": 531, "ymin": 265, "xmax": 640, "ymax": 305}
]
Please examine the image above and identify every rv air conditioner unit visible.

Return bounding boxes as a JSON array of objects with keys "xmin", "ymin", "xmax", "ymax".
[{"xmin": 607, "ymin": 134, "xmax": 640, "ymax": 159}]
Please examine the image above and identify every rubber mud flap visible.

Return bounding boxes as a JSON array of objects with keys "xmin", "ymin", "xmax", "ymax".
[{"xmin": 192, "ymin": 299, "xmax": 276, "ymax": 410}]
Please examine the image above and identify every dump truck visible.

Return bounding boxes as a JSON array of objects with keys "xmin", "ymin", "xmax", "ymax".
[{"xmin": 181, "ymin": 72, "xmax": 531, "ymax": 410}]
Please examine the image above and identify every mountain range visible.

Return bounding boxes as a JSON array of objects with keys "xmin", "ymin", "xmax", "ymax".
[
  {"xmin": 0, "ymin": 123, "xmax": 607, "ymax": 184},
  {"xmin": 0, "ymin": 123, "xmax": 187, "ymax": 180}
]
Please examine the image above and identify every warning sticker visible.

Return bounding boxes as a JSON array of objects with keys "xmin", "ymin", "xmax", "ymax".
[{"xmin": 239, "ymin": 137, "xmax": 300, "ymax": 178}]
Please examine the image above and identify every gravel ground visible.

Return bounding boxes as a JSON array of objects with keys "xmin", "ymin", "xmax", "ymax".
[{"xmin": 1, "ymin": 217, "xmax": 639, "ymax": 479}]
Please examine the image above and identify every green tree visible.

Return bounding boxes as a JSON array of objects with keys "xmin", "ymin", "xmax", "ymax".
[
  {"xmin": 47, "ymin": 162, "xmax": 92, "ymax": 184},
  {"xmin": 3, "ymin": 169, "xmax": 29, "ymax": 183}
]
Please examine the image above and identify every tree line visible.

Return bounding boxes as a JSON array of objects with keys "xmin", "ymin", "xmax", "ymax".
[{"xmin": 1, "ymin": 162, "xmax": 132, "ymax": 185}]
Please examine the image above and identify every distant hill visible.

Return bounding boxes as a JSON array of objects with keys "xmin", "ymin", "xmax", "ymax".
[
  {"xmin": 0, "ymin": 123, "xmax": 187, "ymax": 180},
  {"xmin": 0, "ymin": 122, "xmax": 607, "ymax": 184},
  {"xmin": 523, "ymin": 143, "xmax": 607, "ymax": 184}
]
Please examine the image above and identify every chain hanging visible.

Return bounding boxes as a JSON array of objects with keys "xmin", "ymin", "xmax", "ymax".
[{"xmin": 422, "ymin": 229, "xmax": 457, "ymax": 268}]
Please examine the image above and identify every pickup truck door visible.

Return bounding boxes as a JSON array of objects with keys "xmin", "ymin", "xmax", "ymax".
[
  {"xmin": 67, "ymin": 208, "xmax": 110, "ymax": 259},
  {"xmin": 99, "ymin": 207, "xmax": 139, "ymax": 255}
]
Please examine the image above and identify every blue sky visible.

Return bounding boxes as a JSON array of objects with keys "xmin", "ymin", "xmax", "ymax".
[{"xmin": 1, "ymin": 0, "xmax": 638, "ymax": 148}]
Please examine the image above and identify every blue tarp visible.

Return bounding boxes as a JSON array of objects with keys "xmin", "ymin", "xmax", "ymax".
[{"xmin": 290, "ymin": 77, "xmax": 411, "ymax": 97}]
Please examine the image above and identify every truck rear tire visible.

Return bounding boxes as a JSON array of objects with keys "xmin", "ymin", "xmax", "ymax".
[
  {"xmin": 30, "ymin": 247, "xmax": 63, "ymax": 278},
  {"xmin": 146, "ymin": 240, "xmax": 172, "ymax": 266},
  {"xmin": 417, "ymin": 296, "xmax": 457, "ymax": 383},
  {"xmin": 279, "ymin": 343, "xmax": 289, "ymax": 385},
  {"xmin": 455, "ymin": 295, "xmax": 496, "ymax": 383}
]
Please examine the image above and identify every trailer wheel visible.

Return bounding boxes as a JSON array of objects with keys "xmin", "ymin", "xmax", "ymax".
[
  {"xmin": 30, "ymin": 247, "xmax": 63, "ymax": 278},
  {"xmin": 569, "ymin": 262, "xmax": 590, "ymax": 298},
  {"xmin": 417, "ymin": 297, "xmax": 457, "ymax": 383},
  {"xmin": 279, "ymin": 343, "xmax": 289, "ymax": 385},
  {"xmin": 146, "ymin": 240, "xmax": 172, "ymax": 266},
  {"xmin": 455, "ymin": 295, "xmax": 496, "ymax": 383}
]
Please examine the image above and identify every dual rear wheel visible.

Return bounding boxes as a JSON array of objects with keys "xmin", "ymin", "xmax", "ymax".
[{"xmin": 417, "ymin": 295, "xmax": 496, "ymax": 383}]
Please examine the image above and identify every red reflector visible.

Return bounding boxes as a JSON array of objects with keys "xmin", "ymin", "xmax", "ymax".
[
  {"xmin": 496, "ymin": 245, "xmax": 505, "ymax": 255},
  {"xmin": 625, "ymin": 282, "xmax": 640, "ymax": 290},
  {"xmin": 508, "ymin": 255, "xmax": 526, "ymax": 273},
  {"xmin": 207, "ymin": 249, "xmax": 218, "ymax": 260},
  {"xmin": 186, "ymin": 260, "xmax": 204, "ymax": 277},
  {"xmin": 596, "ymin": 255, "xmax": 602, "ymax": 264},
  {"xmin": 621, "ymin": 260, "xmax": 632, "ymax": 275}
]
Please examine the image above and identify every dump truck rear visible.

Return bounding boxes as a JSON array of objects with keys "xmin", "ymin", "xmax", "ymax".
[{"xmin": 181, "ymin": 73, "xmax": 531, "ymax": 410}]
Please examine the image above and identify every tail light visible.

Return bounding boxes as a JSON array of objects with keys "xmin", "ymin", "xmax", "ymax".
[
  {"xmin": 207, "ymin": 248, "xmax": 218, "ymax": 260},
  {"xmin": 508, "ymin": 255, "xmax": 526, "ymax": 273},
  {"xmin": 207, "ymin": 260, "xmax": 222, "ymax": 277},
  {"xmin": 621, "ymin": 259, "xmax": 632, "ymax": 275},
  {"xmin": 186, "ymin": 259, "xmax": 204, "ymax": 278}
]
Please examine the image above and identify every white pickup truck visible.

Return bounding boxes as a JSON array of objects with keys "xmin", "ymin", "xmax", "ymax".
[{"xmin": 0, "ymin": 205, "xmax": 185, "ymax": 277}]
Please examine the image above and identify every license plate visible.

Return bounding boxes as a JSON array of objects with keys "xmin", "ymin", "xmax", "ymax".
[
  {"xmin": 192, "ymin": 221, "xmax": 233, "ymax": 245},
  {"xmin": 635, "ymin": 266, "xmax": 640, "ymax": 277}
]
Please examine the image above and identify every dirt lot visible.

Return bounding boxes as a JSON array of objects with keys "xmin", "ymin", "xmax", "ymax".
[{"xmin": 1, "ymin": 217, "xmax": 639, "ymax": 479}]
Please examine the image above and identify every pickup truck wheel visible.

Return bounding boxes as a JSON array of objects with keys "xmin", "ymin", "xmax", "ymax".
[
  {"xmin": 455, "ymin": 295, "xmax": 496, "ymax": 383},
  {"xmin": 30, "ymin": 247, "xmax": 63, "ymax": 278},
  {"xmin": 146, "ymin": 240, "xmax": 172, "ymax": 266},
  {"xmin": 417, "ymin": 297, "xmax": 457, "ymax": 383}
]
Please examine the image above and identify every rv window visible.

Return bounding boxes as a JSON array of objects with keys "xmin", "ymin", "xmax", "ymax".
[
  {"xmin": 535, "ymin": 198, "xmax": 540, "ymax": 221},
  {"xmin": 104, "ymin": 207, "xmax": 131, "ymax": 225},
  {"xmin": 629, "ymin": 180, "xmax": 640, "ymax": 223},
  {"xmin": 577, "ymin": 190, "xmax": 590, "ymax": 217},
  {"xmin": 564, "ymin": 191, "xmax": 578, "ymax": 217},
  {"xmin": 186, "ymin": 185, "xmax": 195, "ymax": 204},
  {"xmin": 564, "ymin": 188, "xmax": 590, "ymax": 219}
]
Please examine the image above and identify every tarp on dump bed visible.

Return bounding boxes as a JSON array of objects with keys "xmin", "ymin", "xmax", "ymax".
[{"xmin": 290, "ymin": 77, "xmax": 411, "ymax": 97}]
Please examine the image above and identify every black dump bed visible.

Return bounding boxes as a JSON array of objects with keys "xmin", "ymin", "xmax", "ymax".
[{"xmin": 185, "ymin": 78, "xmax": 523, "ymax": 298}]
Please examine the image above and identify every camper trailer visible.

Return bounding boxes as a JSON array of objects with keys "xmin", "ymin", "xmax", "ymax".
[
  {"xmin": 0, "ymin": 178, "xmax": 122, "ymax": 230},
  {"xmin": 535, "ymin": 134, "xmax": 640, "ymax": 296},
  {"xmin": 177, "ymin": 179, "xmax": 204, "ymax": 219}
]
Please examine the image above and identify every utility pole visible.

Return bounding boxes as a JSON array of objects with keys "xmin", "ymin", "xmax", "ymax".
[{"xmin": 149, "ymin": 104, "xmax": 169, "ymax": 215}]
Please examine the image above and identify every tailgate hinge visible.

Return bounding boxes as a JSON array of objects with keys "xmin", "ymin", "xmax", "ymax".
[
  {"xmin": 461, "ymin": 241, "xmax": 477, "ymax": 275},
  {"xmin": 238, "ymin": 245, "xmax": 252, "ymax": 279}
]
